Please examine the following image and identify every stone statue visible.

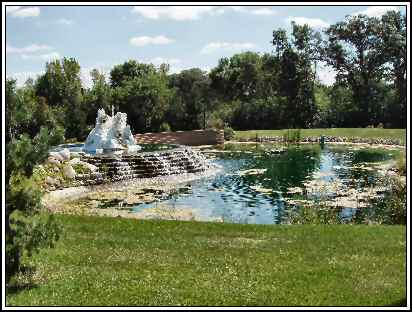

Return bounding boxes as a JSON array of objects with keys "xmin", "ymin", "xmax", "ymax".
[{"xmin": 84, "ymin": 108, "xmax": 141, "ymax": 152}]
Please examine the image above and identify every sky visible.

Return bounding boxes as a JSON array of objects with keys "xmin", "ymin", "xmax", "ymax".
[{"xmin": 5, "ymin": 4, "xmax": 407, "ymax": 87}]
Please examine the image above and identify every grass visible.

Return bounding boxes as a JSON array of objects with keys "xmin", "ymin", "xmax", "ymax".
[
  {"xmin": 6, "ymin": 214, "xmax": 406, "ymax": 307},
  {"xmin": 234, "ymin": 128, "xmax": 406, "ymax": 144}
]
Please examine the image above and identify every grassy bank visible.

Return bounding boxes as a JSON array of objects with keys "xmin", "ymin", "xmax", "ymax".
[
  {"xmin": 234, "ymin": 128, "xmax": 406, "ymax": 143},
  {"xmin": 7, "ymin": 214, "xmax": 406, "ymax": 307}
]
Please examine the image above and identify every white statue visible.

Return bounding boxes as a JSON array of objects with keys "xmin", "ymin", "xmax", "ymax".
[{"xmin": 84, "ymin": 108, "xmax": 141, "ymax": 152}]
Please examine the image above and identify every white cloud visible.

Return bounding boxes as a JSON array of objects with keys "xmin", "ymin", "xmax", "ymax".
[
  {"xmin": 129, "ymin": 35, "xmax": 175, "ymax": 47},
  {"xmin": 231, "ymin": 6, "xmax": 277, "ymax": 16},
  {"xmin": 317, "ymin": 63, "xmax": 336, "ymax": 86},
  {"xmin": 21, "ymin": 52, "xmax": 61, "ymax": 61},
  {"xmin": 56, "ymin": 18, "xmax": 74, "ymax": 25},
  {"xmin": 353, "ymin": 6, "xmax": 399, "ymax": 17},
  {"xmin": 131, "ymin": 6, "xmax": 223, "ymax": 21},
  {"xmin": 7, "ymin": 6, "xmax": 40, "ymax": 18},
  {"xmin": 200, "ymin": 42, "xmax": 257, "ymax": 54},
  {"xmin": 149, "ymin": 57, "xmax": 181, "ymax": 66},
  {"xmin": 251, "ymin": 8, "xmax": 277, "ymax": 16},
  {"xmin": 6, "ymin": 43, "xmax": 53, "ymax": 54},
  {"xmin": 7, "ymin": 71, "xmax": 44, "ymax": 87},
  {"xmin": 286, "ymin": 16, "xmax": 330, "ymax": 28}
]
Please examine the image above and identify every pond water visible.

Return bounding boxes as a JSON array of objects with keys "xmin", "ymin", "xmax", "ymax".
[{"xmin": 68, "ymin": 144, "xmax": 401, "ymax": 224}]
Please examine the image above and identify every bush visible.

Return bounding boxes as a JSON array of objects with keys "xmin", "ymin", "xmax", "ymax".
[
  {"xmin": 224, "ymin": 127, "xmax": 235, "ymax": 141},
  {"xmin": 6, "ymin": 174, "xmax": 60, "ymax": 285},
  {"xmin": 283, "ymin": 129, "xmax": 301, "ymax": 143},
  {"xmin": 159, "ymin": 122, "xmax": 171, "ymax": 132},
  {"xmin": 396, "ymin": 151, "xmax": 406, "ymax": 175},
  {"xmin": 6, "ymin": 127, "xmax": 63, "ymax": 285}
]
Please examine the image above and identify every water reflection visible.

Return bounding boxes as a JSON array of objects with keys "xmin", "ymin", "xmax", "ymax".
[{"xmin": 84, "ymin": 144, "xmax": 396, "ymax": 225}]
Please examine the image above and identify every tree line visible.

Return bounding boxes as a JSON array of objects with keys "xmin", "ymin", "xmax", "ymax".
[
  {"xmin": 5, "ymin": 10, "xmax": 406, "ymax": 284},
  {"xmin": 7, "ymin": 10, "xmax": 406, "ymax": 143}
]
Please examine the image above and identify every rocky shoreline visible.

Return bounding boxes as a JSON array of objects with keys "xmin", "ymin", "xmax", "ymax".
[{"xmin": 237, "ymin": 135, "xmax": 405, "ymax": 146}]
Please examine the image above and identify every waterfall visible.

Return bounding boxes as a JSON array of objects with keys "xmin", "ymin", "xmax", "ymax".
[{"xmin": 76, "ymin": 147, "xmax": 213, "ymax": 186}]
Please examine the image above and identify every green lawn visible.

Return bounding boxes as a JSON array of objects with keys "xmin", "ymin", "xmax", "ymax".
[
  {"xmin": 7, "ymin": 214, "xmax": 406, "ymax": 307},
  {"xmin": 234, "ymin": 128, "xmax": 406, "ymax": 143}
]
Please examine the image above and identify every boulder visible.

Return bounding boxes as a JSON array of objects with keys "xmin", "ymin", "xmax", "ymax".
[
  {"xmin": 82, "ymin": 162, "xmax": 98, "ymax": 172},
  {"xmin": 45, "ymin": 176, "xmax": 60, "ymax": 186},
  {"xmin": 62, "ymin": 164, "xmax": 76, "ymax": 179},
  {"xmin": 69, "ymin": 157, "xmax": 81, "ymax": 165},
  {"xmin": 59, "ymin": 148, "xmax": 71, "ymax": 161},
  {"xmin": 49, "ymin": 152, "xmax": 63, "ymax": 162},
  {"xmin": 47, "ymin": 156, "xmax": 61, "ymax": 166}
]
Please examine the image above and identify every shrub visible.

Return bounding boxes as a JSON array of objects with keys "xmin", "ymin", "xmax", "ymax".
[
  {"xmin": 224, "ymin": 127, "xmax": 235, "ymax": 141},
  {"xmin": 396, "ymin": 151, "xmax": 406, "ymax": 175},
  {"xmin": 283, "ymin": 129, "xmax": 301, "ymax": 143},
  {"xmin": 6, "ymin": 127, "xmax": 63, "ymax": 285},
  {"xmin": 72, "ymin": 163, "xmax": 91, "ymax": 175},
  {"xmin": 159, "ymin": 122, "xmax": 171, "ymax": 132}
]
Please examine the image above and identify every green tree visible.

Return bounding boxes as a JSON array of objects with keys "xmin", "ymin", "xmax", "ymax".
[
  {"xmin": 168, "ymin": 68, "xmax": 213, "ymax": 130},
  {"xmin": 6, "ymin": 79, "xmax": 64, "ymax": 285},
  {"xmin": 110, "ymin": 61, "xmax": 172, "ymax": 132},
  {"xmin": 35, "ymin": 57, "xmax": 87, "ymax": 140},
  {"xmin": 323, "ymin": 14, "xmax": 388, "ymax": 127},
  {"xmin": 272, "ymin": 22, "xmax": 320, "ymax": 128},
  {"xmin": 210, "ymin": 52, "xmax": 264, "ymax": 102},
  {"xmin": 83, "ymin": 69, "xmax": 112, "ymax": 126},
  {"xmin": 380, "ymin": 10, "xmax": 407, "ymax": 127}
]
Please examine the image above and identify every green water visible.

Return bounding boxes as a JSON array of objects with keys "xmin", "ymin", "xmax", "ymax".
[{"xmin": 73, "ymin": 143, "xmax": 402, "ymax": 224}]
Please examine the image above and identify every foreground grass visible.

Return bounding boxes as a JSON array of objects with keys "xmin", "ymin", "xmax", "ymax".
[
  {"xmin": 7, "ymin": 214, "xmax": 406, "ymax": 307},
  {"xmin": 235, "ymin": 128, "xmax": 406, "ymax": 143}
]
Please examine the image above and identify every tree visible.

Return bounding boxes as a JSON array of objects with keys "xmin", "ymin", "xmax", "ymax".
[
  {"xmin": 210, "ymin": 52, "xmax": 264, "ymax": 102},
  {"xmin": 168, "ymin": 68, "xmax": 213, "ymax": 130},
  {"xmin": 110, "ymin": 61, "xmax": 173, "ymax": 133},
  {"xmin": 380, "ymin": 10, "xmax": 407, "ymax": 127},
  {"xmin": 272, "ymin": 22, "xmax": 321, "ymax": 128},
  {"xmin": 35, "ymin": 57, "xmax": 87, "ymax": 140},
  {"xmin": 110, "ymin": 60, "xmax": 157, "ymax": 88},
  {"xmin": 323, "ymin": 14, "xmax": 388, "ymax": 127},
  {"xmin": 83, "ymin": 69, "xmax": 112, "ymax": 125},
  {"xmin": 6, "ymin": 79, "xmax": 64, "ymax": 285}
]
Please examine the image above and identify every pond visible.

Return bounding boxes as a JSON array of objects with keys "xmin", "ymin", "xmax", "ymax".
[{"xmin": 65, "ymin": 143, "xmax": 402, "ymax": 225}]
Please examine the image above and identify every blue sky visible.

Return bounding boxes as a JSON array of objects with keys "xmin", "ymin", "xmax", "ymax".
[{"xmin": 5, "ymin": 4, "xmax": 406, "ymax": 87}]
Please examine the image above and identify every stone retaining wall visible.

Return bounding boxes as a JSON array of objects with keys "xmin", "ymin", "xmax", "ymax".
[{"xmin": 134, "ymin": 129, "xmax": 224, "ymax": 146}]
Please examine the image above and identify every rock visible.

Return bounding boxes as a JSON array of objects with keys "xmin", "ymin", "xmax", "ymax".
[
  {"xmin": 45, "ymin": 176, "xmax": 60, "ymax": 186},
  {"xmin": 47, "ymin": 157, "xmax": 61, "ymax": 166},
  {"xmin": 287, "ymin": 187, "xmax": 304, "ymax": 195},
  {"xmin": 59, "ymin": 148, "xmax": 71, "ymax": 161},
  {"xmin": 62, "ymin": 164, "xmax": 76, "ymax": 179},
  {"xmin": 250, "ymin": 185, "xmax": 273, "ymax": 194},
  {"xmin": 81, "ymin": 162, "xmax": 98, "ymax": 172},
  {"xmin": 69, "ymin": 157, "xmax": 81, "ymax": 165},
  {"xmin": 238, "ymin": 168, "xmax": 267, "ymax": 176},
  {"xmin": 49, "ymin": 152, "xmax": 63, "ymax": 162}
]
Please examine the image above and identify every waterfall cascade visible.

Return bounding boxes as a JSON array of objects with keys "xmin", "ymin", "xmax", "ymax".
[{"xmin": 72, "ymin": 147, "xmax": 212, "ymax": 186}]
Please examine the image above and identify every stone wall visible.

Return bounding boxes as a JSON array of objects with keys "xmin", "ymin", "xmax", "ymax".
[{"xmin": 134, "ymin": 129, "xmax": 224, "ymax": 146}]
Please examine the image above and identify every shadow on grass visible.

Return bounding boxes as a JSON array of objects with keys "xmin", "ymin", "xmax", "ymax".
[
  {"xmin": 386, "ymin": 298, "xmax": 407, "ymax": 307},
  {"xmin": 6, "ymin": 265, "xmax": 39, "ymax": 296},
  {"xmin": 6, "ymin": 283, "xmax": 39, "ymax": 296}
]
